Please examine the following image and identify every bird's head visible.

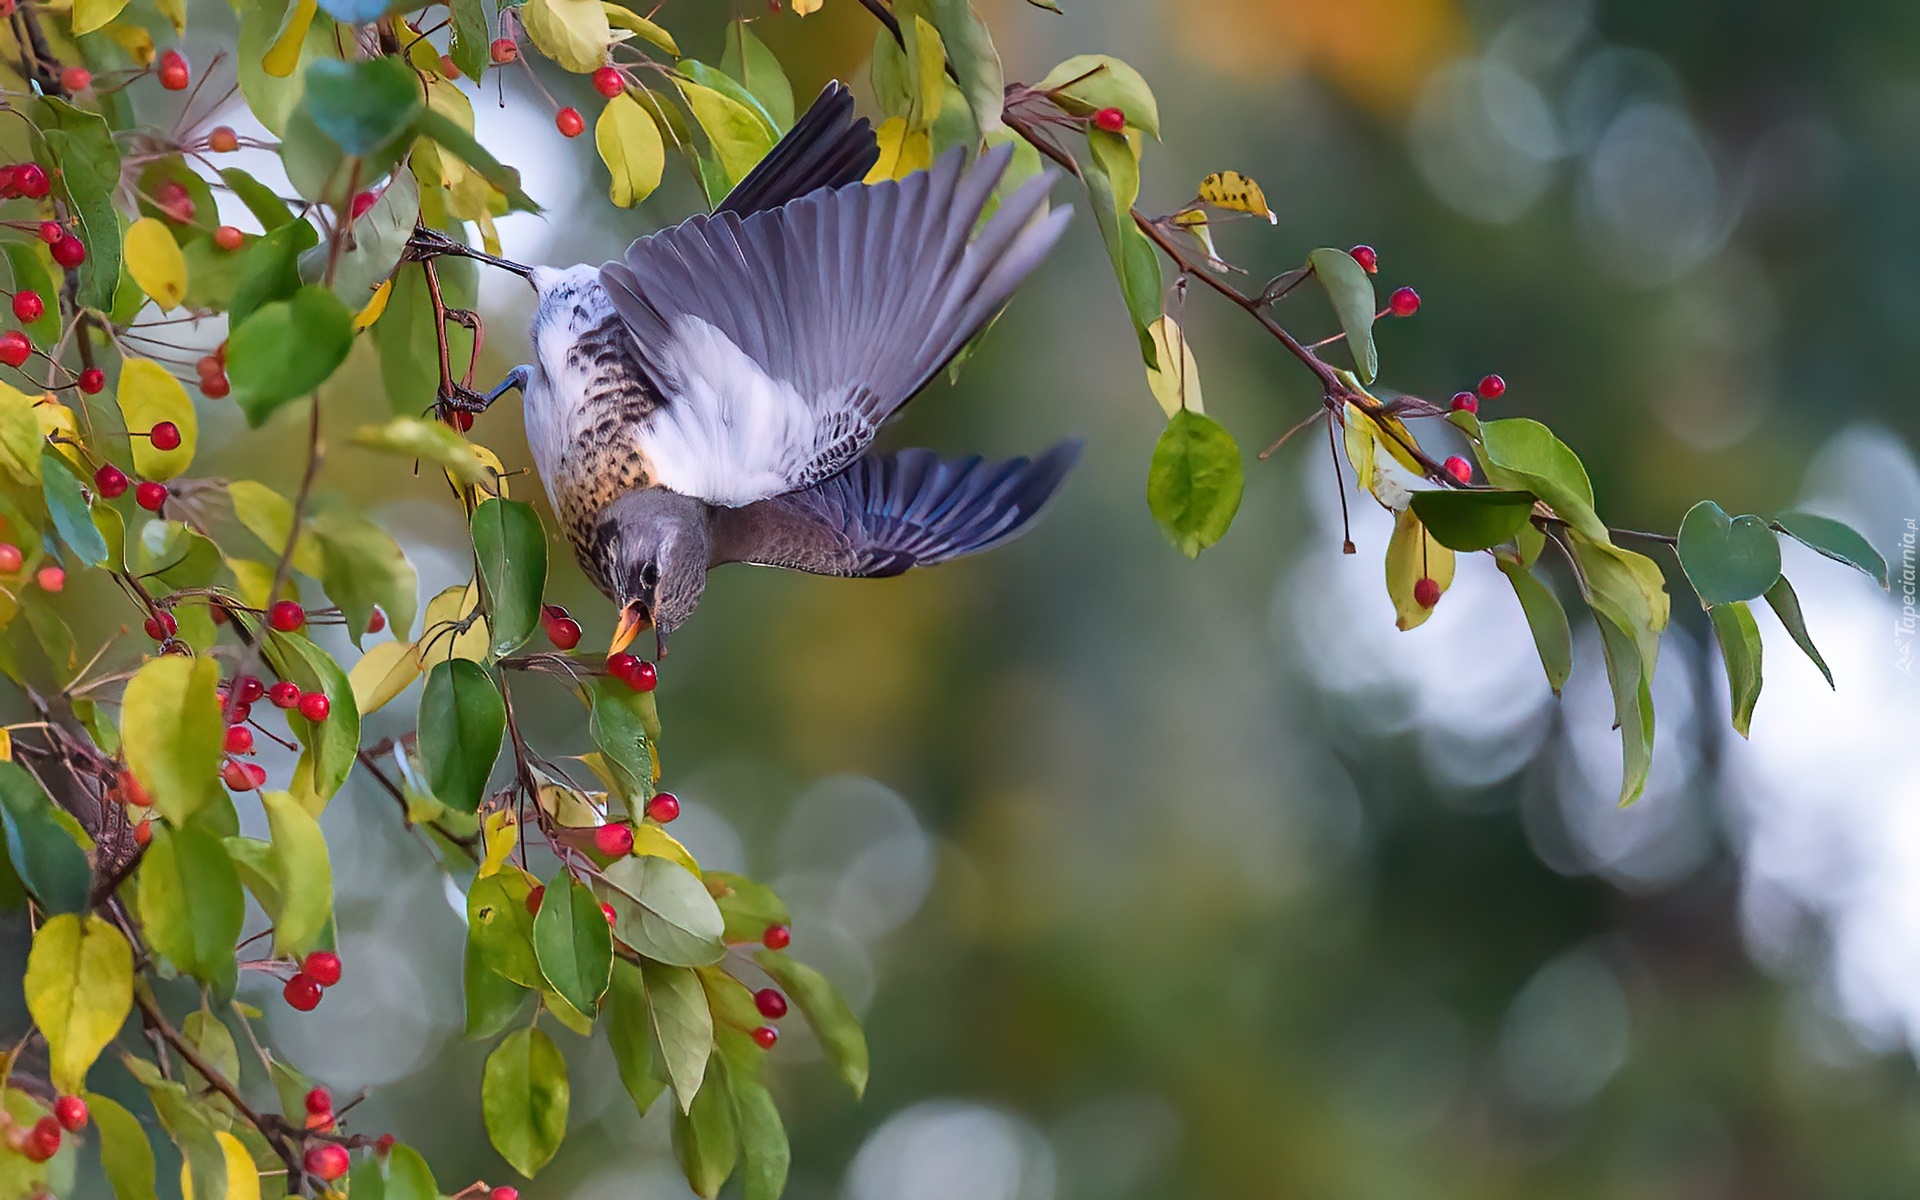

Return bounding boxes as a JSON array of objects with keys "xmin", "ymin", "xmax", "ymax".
[{"xmin": 599, "ymin": 489, "xmax": 711, "ymax": 659}]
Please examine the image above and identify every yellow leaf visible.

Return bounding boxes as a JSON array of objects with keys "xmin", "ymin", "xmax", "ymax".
[
  {"xmin": 348, "ymin": 638, "xmax": 422, "ymax": 715},
  {"xmin": 122, "ymin": 656, "xmax": 225, "ymax": 825},
  {"xmin": 353, "ymin": 415, "xmax": 492, "ymax": 486},
  {"xmin": 632, "ymin": 824, "xmax": 700, "ymax": 876},
  {"xmin": 865, "ymin": 116, "xmax": 931, "ymax": 182},
  {"xmin": 36, "ymin": 398, "xmax": 84, "ymax": 469},
  {"xmin": 1385, "ymin": 507, "xmax": 1455, "ymax": 631},
  {"xmin": 1197, "ymin": 170, "xmax": 1276, "ymax": 223},
  {"xmin": 907, "ymin": 15, "xmax": 945, "ymax": 126},
  {"xmin": 678, "ymin": 76, "xmax": 776, "ymax": 188},
  {"xmin": 263, "ymin": 0, "xmax": 318, "ymax": 78},
  {"xmin": 521, "ymin": 0, "xmax": 612, "ymax": 73},
  {"xmin": 0, "ymin": 383, "xmax": 39, "ymax": 485},
  {"xmin": 124, "ymin": 218, "xmax": 188, "ymax": 310},
  {"xmin": 72, "ymin": 0, "xmax": 130, "ymax": 36},
  {"xmin": 602, "ymin": 3, "xmax": 677, "ymax": 54},
  {"xmin": 1342, "ymin": 401, "xmax": 1375, "ymax": 494},
  {"xmin": 153, "ymin": 0, "xmax": 186, "ymax": 34},
  {"xmin": 791, "ymin": 0, "xmax": 822, "ymax": 13},
  {"xmin": 104, "ymin": 21, "xmax": 156, "ymax": 64},
  {"xmin": 24, "ymin": 914, "xmax": 134, "ymax": 1094},
  {"xmin": 538, "ymin": 782, "xmax": 605, "ymax": 828},
  {"xmin": 595, "ymin": 92, "xmax": 665, "ymax": 208},
  {"xmin": 224, "ymin": 557, "xmax": 278, "ymax": 608},
  {"xmin": 227, "ymin": 480, "xmax": 325, "ymax": 577},
  {"xmin": 0, "ymin": 728, "xmax": 11, "ymax": 761},
  {"xmin": 420, "ymin": 582, "xmax": 490, "ymax": 665},
  {"xmin": 467, "ymin": 443, "xmax": 510, "ymax": 499},
  {"xmin": 1145, "ymin": 317, "xmax": 1202, "ymax": 416},
  {"xmin": 181, "ymin": 1132, "xmax": 260, "ymax": 1200},
  {"xmin": 117, "ymin": 358, "xmax": 197, "ymax": 481},
  {"xmin": 355, "ymin": 278, "xmax": 393, "ymax": 329},
  {"xmin": 479, "ymin": 810, "xmax": 518, "ymax": 878}
]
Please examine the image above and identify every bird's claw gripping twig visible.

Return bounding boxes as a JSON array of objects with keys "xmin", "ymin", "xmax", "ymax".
[{"xmin": 403, "ymin": 225, "xmax": 535, "ymax": 279}]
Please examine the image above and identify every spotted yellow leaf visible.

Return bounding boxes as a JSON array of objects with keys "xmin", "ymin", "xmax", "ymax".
[
  {"xmin": 124, "ymin": 219, "xmax": 188, "ymax": 310},
  {"xmin": 1198, "ymin": 170, "xmax": 1275, "ymax": 223}
]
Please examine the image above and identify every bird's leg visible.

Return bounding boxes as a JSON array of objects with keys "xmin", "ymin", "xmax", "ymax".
[
  {"xmin": 403, "ymin": 225, "xmax": 535, "ymax": 280},
  {"xmin": 451, "ymin": 365, "xmax": 530, "ymax": 413}
]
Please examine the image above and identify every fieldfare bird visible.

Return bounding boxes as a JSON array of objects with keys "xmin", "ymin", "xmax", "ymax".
[{"xmin": 484, "ymin": 83, "xmax": 1079, "ymax": 655}]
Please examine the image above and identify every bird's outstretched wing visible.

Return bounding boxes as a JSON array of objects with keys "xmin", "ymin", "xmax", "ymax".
[
  {"xmin": 710, "ymin": 442, "xmax": 1082, "ymax": 577},
  {"xmin": 599, "ymin": 145, "xmax": 1071, "ymax": 507},
  {"xmin": 716, "ymin": 82, "xmax": 879, "ymax": 216}
]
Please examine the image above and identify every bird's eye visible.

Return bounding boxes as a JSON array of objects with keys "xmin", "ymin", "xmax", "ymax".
[{"xmin": 640, "ymin": 561, "xmax": 660, "ymax": 586}]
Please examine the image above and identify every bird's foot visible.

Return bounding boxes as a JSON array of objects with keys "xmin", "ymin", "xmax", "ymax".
[{"xmin": 479, "ymin": 365, "xmax": 530, "ymax": 407}]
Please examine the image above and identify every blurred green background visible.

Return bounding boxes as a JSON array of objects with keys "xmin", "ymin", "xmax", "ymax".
[{"xmin": 13, "ymin": 0, "xmax": 1920, "ymax": 1196}]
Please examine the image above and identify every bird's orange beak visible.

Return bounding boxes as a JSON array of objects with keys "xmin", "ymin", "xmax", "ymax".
[{"xmin": 609, "ymin": 601, "xmax": 651, "ymax": 656}]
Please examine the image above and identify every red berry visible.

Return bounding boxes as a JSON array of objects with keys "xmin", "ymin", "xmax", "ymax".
[
  {"xmin": 24, "ymin": 1116, "xmax": 60, "ymax": 1162},
  {"xmin": 303, "ymin": 950, "xmax": 342, "ymax": 987},
  {"xmin": 556, "ymin": 106, "xmax": 585, "ymax": 138},
  {"xmin": 303, "ymin": 1143, "xmax": 350, "ymax": 1181},
  {"xmin": 762, "ymin": 923, "xmax": 790, "ymax": 950},
  {"xmin": 1413, "ymin": 577, "xmax": 1442, "ymax": 608},
  {"xmin": 525, "ymin": 884, "xmax": 545, "ymax": 915},
  {"xmin": 0, "ymin": 330, "xmax": 31, "ymax": 367},
  {"xmin": 1477, "ymin": 373, "xmax": 1507, "ymax": 399},
  {"xmin": 225, "ymin": 700, "xmax": 253, "ymax": 724},
  {"xmin": 366, "ymin": 607, "xmax": 387, "ymax": 634},
  {"xmin": 201, "ymin": 372, "xmax": 230, "ymax": 399},
  {"xmin": 1348, "ymin": 244, "xmax": 1379, "ymax": 274},
  {"xmin": 350, "ymin": 190, "xmax": 378, "ymax": 220},
  {"xmin": 592, "ymin": 66, "xmax": 624, "ymax": 98},
  {"xmin": 490, "ymin": 37, "xmax": 518, "ymax": 64},
  {"xmin": 753, "ymin": 988, "xmax": 787, "ymax": 1019},
  {"xmin": 51, "ymin": 235, "xmax": 86, "ymax": 268},
  {"xmin": 646, "ymin": 792, "xmax": 679, "ymax": 823},
  {"xmin": 78, "ymin": 367, "xmax": 104, "ymax": 394},
  {"xmin": 269, "ymin": 600, "xmax": 306, "ymax": 632},
  {"xmin": 136, "ymin": 481, "xmax": 168, "ymax": 511},
  {"xmin": 751, "ymin": 1025, "xmax": 778, "ymax": 1049},
  {"xmin": 53, "ymin": 1095, "xmax": 88, "ymax": 1132},
  {"xmin": 37, "ymin": 221, "xmax": 62, "ymax": 245},
  {"xmin": 12, "ymin": 289, "xmax": 43, "ymax": 322},
  {"xmin": 298, "ymin": 692, "xmax": 331, "ymax": 722},
  {"xmin": 269, "ymin": 681, "xmax": 301, "ymax": 708},
  {"xmin": 214, "ymin": 225, "xmax": 245, "ymax": 251},
  {"xmin": 155, "ymin": 181, "xmax": 194, "ymax": 225},
  {"xmin": 221, "ymin": 760, "xmax": 255, "ymax": 790},
  {"xmin": 629, "ymin": 660, "xmax": 657, "ymax": 692},
  {"xmin": 149, "ymin": 420, "xmax": 182, "ymax": 451},
  {"xmin": 235, "ymin": 675, "xmax": 266, "ymax": 704},
  {"xmin": 196, "ymin": 354, "xmax": 223, "ymax": 381},
  {"xmin": 1449, "ymin": 391, "xmax": 1478, "ymax": 414},
  {"xmin": 14, "ymin": 164, "xmax": 48, "ymax": 200},
  {"xmin": 600, "ymin": 901, "xmax": 618, "ymax": 926},
  {"xmin": 444, "ymin": 408, "xmax": 473, "ymax": 432},
  {"xmin": 243, "ymin": 762, "xmax": 268, "ymax": 788},
  {"xmin": 133, "ymin": 818, "xmax": 152, "ymax": 845},
  {"xmin": 119, "ymin": 770, "xmax": 151, "ymax": 808},
  {"xmin": 224, "ymin": 723, "xmax": 255, "ymax": 754},
  {"xmin": 374, "ymin": 1133, "xmax": 396, "ymax": 1154},
  {"xmin": 60, "ymin": 66, "xmax": 92, "ymax": 93},
  {"xmin": 547, "ymin": 615, "xmax": 582, "ymax": 650},
  {"xmin": 0, "ymin": 543, "xmax": 20, "ymax": 572},
  {"xmin": 442, "ymin": 54, "xmax": 460, "ymax": 79},
  {"xmin": 36, "ymin": 565, "xmax": 63, "ymax": 592},
  {"xmin": 594, "ymin": 822, "xmax": 635, "ymax": 857},
  {"xmin": 490, "ymin": 1188, "xmax": 520, "ymax": 1200},
  {"xmin": 158, "ymin": 49, "xmax": 189, "ymax": 90},
  {"xmin": 283, "ymin": 973, "xmax": 323, "ymax": 1011},
  {"xmin": 145, "ymin": 612, "xmax": 178, "ymax": 641},
  {"xmin": 208, "ymin": 126, "xmax": 240, "ymax": 153},
  {"xmin": 1092, "ymin": 106, "xmax": 1125, "ymax": 133},
  {"xmin": 1388, "ymin": 286, "xmax": 1420, "ymax": 317},
  {"xmin": 93, "ymin": 463, "xmax": 128, "ymax": 497},
  {"xmin": 606, "ymin": 651, "xmax": 639, "ymax": 682},
  {"xmin": 1443, "ymin": 456, "xmax": 1473, "ymax": 484},
  {"xmin": 304, "ymin": 1087, "xmax": 333, "ymax": 1116}
]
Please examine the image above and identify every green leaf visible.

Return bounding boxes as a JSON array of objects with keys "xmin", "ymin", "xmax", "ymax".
[
  {"xmin": 261, "ymin": 790, "xmax": 333, "ymax": 956},
  {"xmin": 607, "ymin": 959, "xmax": 667, "ymax": 1115},
  {"xmin": 0, "ymin": 763, "xmax": 92, "ymax": 914},
  {"xmin": 1472, "ymin": 419, "xmax": 1605, "ymax": 543},
  {"xmin": 418, "ymin": 659, "xmax": 505, "ymax": 812},
  {"xmin": 262, "ymin": 632, "xmax": 361, "ymax": 808},
  {"xmin": 4, "ymin": 242, "xmax": 62, "ymax": 346},
  {"xmin": 239, "ymin": 0, "xmax": 337, "ymax": 136},
  {"xmin": 482, "ymin": 1027, "xmax": 569, "ymax": 1178},
  {"xmin": 708, "ymin": 872, "xmax": 791, "ymax": 946},
  {"xmin": 599, "ymin": 855, "xmax": 727, "ymax": 967},
  {"xmin": 219, "ymin": 167, "xmax": 297, "ymax": 230},
  {"xmin": 1676, "ymin": 500, "xmax": 1782, "ymax": 607},
  {"xmin": 309, "ymin": 165, "xmax": 419, "ymax": 309},
  {"xmin": 303, "ymin": 56, "xmax": 422, "ymax": 155},
  {"xmin": 24, "ymin": 913, "xmax": 133, "ymax": 1093},
  {"xmin": 1307, "ymin": 247, "xmax": 1378, "ymax": 382},
  {"xmin": 468, "ymin": 869, "xmax": 544, "ymax": 989},
  {"xmin": 754, "ymin": 950, "xmax": 868, "ymax": 1097},
  {"xmin": 412, "ymin": 109, "xmax": 540, "ymax": 212},
  {"xmin": 595, "ymin": 91, "xmax": 667, "ymax": 208},
  {"xmin": 644, "ymin": 961, "xmax": 714, "ymax": 1111},
  {"xmin": 310, "ymin": 508, "xmax": 419, "ymax": 646},
  {"xmin": 136, "ymin": 1073, "xmax": 225, "ymax": 1200},
  {"xmin": 374, "ymin": 263, "xmax": 440, "ymax": 414},
  {"xmin": 1709, "ymin": 601, "xmax": 1763, "ymax": 738},
  {"xmin": 465, "ymin": 941, "xmax": 530, "ymax": 1037},
  {"xmin": 1035, "ymin": 53, "xmax": 1160, "ymax": 138},
  {"xmin": 1146, "ymin": 409, "xmax": 1244, "ymax": 558},
  {"xmin": 41, "ymin": 452, "xmax": 109, "ymax": 566},
  {"xmin": 1773, "ymin": 511, "xmax": 1888, "ymax": 588},
  {"xmin": 473, "ymin": 499, "xmax": 548, "ymax": 657},
  {"xmin": 587, "ymin": 678, "xmax": 657, "ymax": 806},
  {"xmin": 228, "ymin": 285, "xmax": 356, "ymax": 425},
  {"xmin": 122, "ymin": 655, "xmax": 225, "ymax": 825},
  {"xmin": 36, "ymin": 98, "xmax": 122, "ymax": 309},
  {"xmin": 228, "ymin": 220, "xmax": 320, "ymax": 329},
  {"xmin": 672, "ymin": 1053, "xmax": 740, "ymax": 1199},
  {"xmin": 1495, "ymin": 558, "xmax": 1572, "ymax": 695},
  {"xmin": 137, "ymin": 824, "xmax": 245, "ymax": 994},
  {"xmin": 677, "ymin": 66, "xmax": 778, "ymax": 192},
  {"xmin": 924, "ymin": 0, "xmax": 1004, "ymax": 135},
  {"xmin": 1409, "ymin": 488, "xmax": 1535, "ymax": 553},
  {"xmin": 353, "ymin": 416, "xmax": 495, "ymax": 485},
  {"xmin": 532, "ymin": 872, "xmax": 613, "ymax": 1017},
  {"xmin": 1082, "ymin": 129, "xmax": 1161, "ymax": 356},
  {"xmin": 181, "ymin": 1008, "xmax": 241, "ymax": 1103},
  {"xmin": 1763, "ymin": 575, "xmax": 1832, "ymax": 689},
  {"xmin": 88, "ymin": 1092, "xmax": 159, "ymax": 1200},
  {"xmin": 1592, "ymin": 607, "xmax": 1656, "ymax": 807},
  {"xmin": 448, "ymin": 0, "xmax": 489, "ymax": 79},
  {"xmin": 721, "ymin": 20, "xmax": 794, "ymax": 130},
  {"xmin": 716, "ymin": 1031, "xmax": 789, "ymax": 1200}
]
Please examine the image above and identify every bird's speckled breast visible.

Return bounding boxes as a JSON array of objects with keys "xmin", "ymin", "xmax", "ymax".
[{"xmin": 523, "ymin": 265, "xmax": 665, "ymax": 596}]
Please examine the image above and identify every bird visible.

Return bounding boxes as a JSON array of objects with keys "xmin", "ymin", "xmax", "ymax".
[{"xmin": 482, "ymin": 83, "xmax": 1079, "ymax": 657}]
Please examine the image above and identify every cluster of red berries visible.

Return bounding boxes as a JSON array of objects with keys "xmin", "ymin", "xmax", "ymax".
[
  {"xmin": 0, "ymin": 542, "xmax": 64, "ymax": 592},
  {"xmin": 153, "ymin": 179, "xmax": 195, "ymax": 225},
  {"xmin": 283, "ymin": 949, "xmax": 343, "ymax": 1012},
  {"xmin": 106, "ymin": 769, "xmax": 155, "ymax": 845},
  {"xmin": 29, "ymin": 217, "xmax": 88, "ymax": 270},
  {"xmin": 196, "ymin": 341, "xmax": 229, "ymax": 398},
  {"xmin": 303, "ymin": 1086, "xmax": 338, "ymax": 1131},
  {"xmin": 540, "ymin": 603, "xmax": 582, "ymax": 649},
  {"xmin": 93, "ymin": 455, "xmax": 171, "ymax": 514},
  {"xmin": 0, "ymin": 1094, "xmax": 86, "ymax": 1163},
  {"xmin": 0, "ymin": 162, "xmax": 49, "ymax": 199},
  {"xmin": 1448, "ymin": 373, "xmax": 1506, "ymax": 415},
  {"xmin": 1342, "ymin": 245, "xmax": 1418, "ymax": 315},
  {"xmin": 204, "ymin": 667, "xmax": 329, "ymax": 793},
  {"xmin": 606, "ymin": 651, "xmax": 658, "ymax": 693}
]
